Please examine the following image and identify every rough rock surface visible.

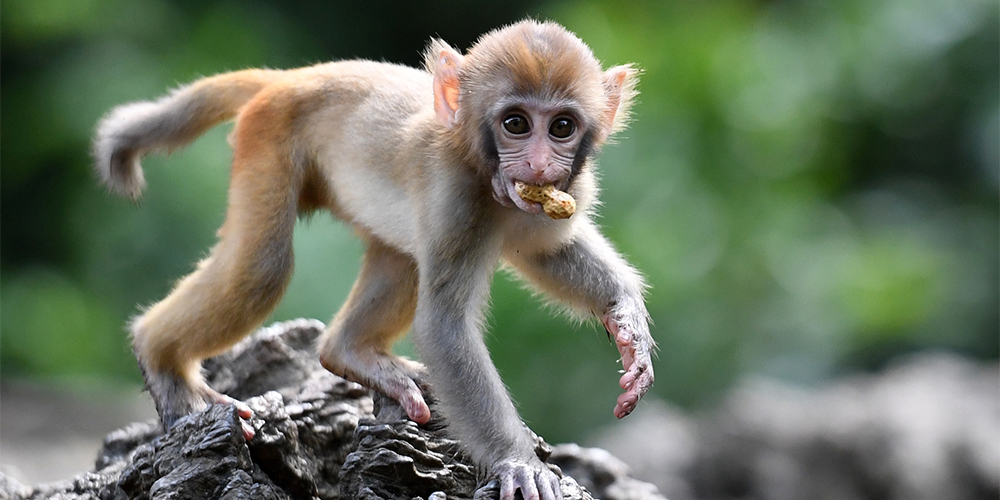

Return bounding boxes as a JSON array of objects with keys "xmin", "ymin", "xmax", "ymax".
[
  {"xmin": 1, "ymin": 319, "xmax": 665, "ymax": 500},
  {"xmin": 595, "ymin": 352, "xmax": 999, "ymax": 500}
]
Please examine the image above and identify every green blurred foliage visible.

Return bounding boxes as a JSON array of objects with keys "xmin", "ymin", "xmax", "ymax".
[{"xmin": 2, "ymin": 0, "xmax": 996, "ymax": 443}]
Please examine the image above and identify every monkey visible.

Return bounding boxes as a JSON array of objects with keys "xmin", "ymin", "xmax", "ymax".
[{"xmin": 93, "ymin": 20, "xmax": 654, "ymax": 500}]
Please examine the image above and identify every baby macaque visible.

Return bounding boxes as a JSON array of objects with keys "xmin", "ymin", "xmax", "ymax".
[{"xmin": 93, "ymin": 20, "xmax": 653, "ymax": 500}]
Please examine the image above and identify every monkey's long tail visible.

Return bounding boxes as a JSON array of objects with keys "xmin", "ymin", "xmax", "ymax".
[{"xmin": 92, "ymin": 69, "xmax": 280, "ymax": 200}]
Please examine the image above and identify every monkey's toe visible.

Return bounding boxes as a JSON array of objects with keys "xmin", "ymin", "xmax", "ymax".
[
  {"xmin": 149, "ymin": 380, "xmax": 256, "ymax": 440},
  {"xmin": 239, "ymin": 419, "xmax": 255, "ymax": 441},
  {"xmin": 402, "ymin": 393, "xmax": 431, "ymax": 424},
  {"xmin": 197, "ymin": 384, "xmax": 256, "ymax": 440},
  {"xmin": 375, "ymin": 372, "xmax": 429, "ymax": 424}
]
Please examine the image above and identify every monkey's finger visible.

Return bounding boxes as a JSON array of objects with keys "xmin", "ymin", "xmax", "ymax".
[
  {"xmin": 614, "ymin": 402, "xmax": 635, "ymax": 418},
  {"xmin": 517, "ymin": 470, "xmax": 540, "ymax": 500},
  {"xmin": 601, "ymin": 314, "xmax": 621, "ymax": 338},
  {"xmin": 616, "ymin": 389, "xmax": 639, "ymax": 408},
  {"xmin": 614, "ymin": 391, "xmax": 640, "ymax": 418},
  {"xmin": 537, "ymin": 471, "xmax": 558, "ymax": 500},
  {"xmin": 617, "ymin": 347, "xmax": 636, "ymax": 379},
  {"xmin": 619, "ymin": 370, "xmax": 636, "ymax": 390},
  {"xmin": 550, "ymin": 476, "xmax": 563, "ymax": 500},
  {"xmin": 636, "ymin": 365, "xmax": 655, "ymax": 393},
  {"xmin": 620, "ymin": 349, "xmax": 636, "ymax": 369},
  {"xmin": 623, "ymin": 358, "xmax": 653, "ymax": 391},
  {"xmin": 616, "ymin": 361, "xmax": 655, "ymax": 418},
  {"xmin": 500, "ymin": 474, "xmax": 515, "ymax": 500},
  {"xmin": 614, "ymin": 327, "xmax": 631, "ymax": 347}
]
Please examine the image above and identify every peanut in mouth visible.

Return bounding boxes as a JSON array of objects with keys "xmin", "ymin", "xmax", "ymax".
[{"xmin": 514, "ymin": 181, "xmax": 576, "ymax": 220}]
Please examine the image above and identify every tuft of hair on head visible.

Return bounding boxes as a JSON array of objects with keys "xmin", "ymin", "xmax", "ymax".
[
  {"xmin": 468, "ymin": 20, "xmax": 604, "ymax": 89},
  {"xmin": 462, "ymin": 20, "xmax": 634, "ymax": 138}
]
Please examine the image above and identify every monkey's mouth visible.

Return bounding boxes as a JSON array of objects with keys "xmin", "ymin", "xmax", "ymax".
[
  {"xmin": 492, "ymin": 174, "xmax": 540, "ymax": 214},
  {"xmin": 504, "ymin": 179, "xmax": 544, "ymax": 214}
]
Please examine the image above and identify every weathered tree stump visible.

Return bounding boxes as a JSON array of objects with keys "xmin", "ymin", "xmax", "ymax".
[{"xmin": 2, "ymin": 320, "xmax": 666, "ymax": 500}]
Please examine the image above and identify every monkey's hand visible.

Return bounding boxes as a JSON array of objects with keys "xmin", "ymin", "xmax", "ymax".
[
  {"xmin": 602, "ymin": 301, "xmax": 655, "ymax": 418},
  {"xmin": 493, "ymin": 457, "xmax": 562, "ymax": 500}
]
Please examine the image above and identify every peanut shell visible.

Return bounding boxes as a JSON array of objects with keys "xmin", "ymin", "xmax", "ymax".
[{"xmin": 514, "ymin": 181, "xmax": 576, "ymax": 219}]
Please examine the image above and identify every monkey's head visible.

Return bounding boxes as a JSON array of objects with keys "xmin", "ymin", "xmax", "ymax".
[{"xmin": 426, "ymin": 20, "xmax": 639, "ymax": 215}]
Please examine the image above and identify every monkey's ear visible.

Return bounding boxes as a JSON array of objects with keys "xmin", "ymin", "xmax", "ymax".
[
  {"xmin": 433, "ymin": 48, "xmax": 464, "ymax": 127},
  {"xmin": 600, "ymin": 64, "xmax": 640, "ymax": 140}
]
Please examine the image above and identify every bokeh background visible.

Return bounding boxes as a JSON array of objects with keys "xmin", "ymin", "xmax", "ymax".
[{"xmin": 2, "ymin": 0, "xmax": 997, "ymax": 487}]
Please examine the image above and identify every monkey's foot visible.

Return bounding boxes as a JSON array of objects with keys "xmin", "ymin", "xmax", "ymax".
[
  {"xmin": 493, "ymin": 458, "xmax": 562, "ymax": 500},
  {"xmin": 145, "ymin": 370, "xmax": 255, "ymax": 440},
  {"xmin": 320, "ymin": 350, "xmax": 431, "ymax": 424},
  {"xmin": 198, "ymin": 385, "xmax": 256, "ymax": 441},
  {"xmin": 602, "ymin": 310, "xmax": 655, "ymax": 419}
]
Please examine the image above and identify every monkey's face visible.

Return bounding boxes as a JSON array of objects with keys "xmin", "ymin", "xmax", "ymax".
[
  {"xmin": 433, "ymin": 21, "xmax": 634, "ymax": 215},
  {"xmin": 488, "ymin": 101, "xmax": 590, "ymax": 214}
]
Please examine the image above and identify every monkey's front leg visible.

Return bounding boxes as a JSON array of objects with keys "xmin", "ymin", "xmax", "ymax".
[
  {"xmin": 411, "ymin": 236, "xmax": 561, "ymax": 500},
  {"xmin": 505, "ymin": 222, "xmax": 655, "ymax": 419}
]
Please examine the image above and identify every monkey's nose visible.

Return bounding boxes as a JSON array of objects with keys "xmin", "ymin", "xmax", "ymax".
[{"xmin": 527, "ymin": 161, "xmax": 547, "ymax": 175}]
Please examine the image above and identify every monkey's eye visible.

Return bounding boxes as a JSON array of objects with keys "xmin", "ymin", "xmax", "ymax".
[
  {"xmin": 502, "ymin": 114, "xmax": 530, "ymax": 135},
  {"xmin": 549, "ymin": 118, "xmax": 576, "ymax": 139}
]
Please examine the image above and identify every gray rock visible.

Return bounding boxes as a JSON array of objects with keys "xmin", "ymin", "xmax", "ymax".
[
  {"xmin": 10, "ymin": 320, "xmax": 665, "ymax": 500},
  {"xmin": 594, "ymin": 352, "xmax": 999, "ymax": 500},
  {"xmin": 549, "ymin": 444, "xmax": 666, "ymax": 500}
]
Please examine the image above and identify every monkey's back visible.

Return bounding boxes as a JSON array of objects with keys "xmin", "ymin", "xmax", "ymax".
[{"xmin": 239, "ymin": 60, "xmax": 437, "ymax": 256}]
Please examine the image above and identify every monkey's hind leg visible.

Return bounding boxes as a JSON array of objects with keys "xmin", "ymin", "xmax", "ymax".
[
  {"xmin": 132, "ymin": 140, "xmax": 297, "ymax": 440},
  {"xmin": 317, "ymin": 239, "xmax": 430, "ymax": 424}
]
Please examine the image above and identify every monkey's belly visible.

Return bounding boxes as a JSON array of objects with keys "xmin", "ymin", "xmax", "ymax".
[{"xmin": 327, "ymin": 167, "xmax": 418, "ymax": 256}]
